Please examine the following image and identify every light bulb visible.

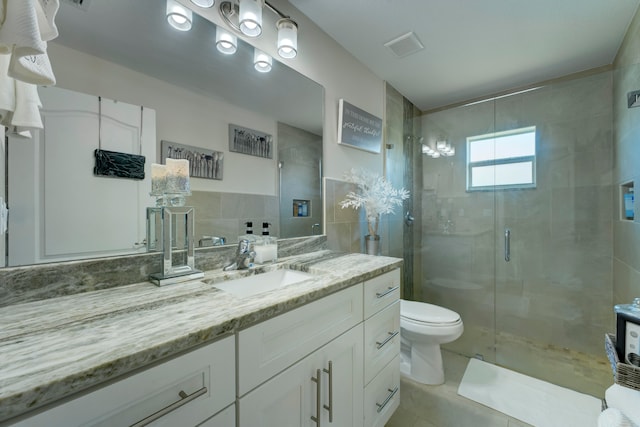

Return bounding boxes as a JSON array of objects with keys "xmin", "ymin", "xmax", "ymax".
[
  {"xmin": 216, "ymin": 27, "xmax": 237, "ymax": 54},
  {"xmin": 277, "ymin": 19, "xmax": 298, "ymax": 59},
  {"xmin": 190, "ymin": 0, "xmax": 214, "ymax": 7},
  {"xmin": 254, "ymin": 49, "xmax": 272, "ymax": 72},
  {"xmin": 166, "ymin": 0, "xmax": 193, "ymax": 31},
  {"xmin": 239, "ymin": 0, "xmax": 263, "ymax": 37}
]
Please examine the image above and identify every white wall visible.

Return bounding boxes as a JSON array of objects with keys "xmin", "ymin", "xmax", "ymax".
[
  {"xmin": 182, "ymin": 0, "xmax": 386, "ymax": 179},
  {"xmin": 48, "ymin": 43, "xmax": 278, "ymax": 196}
]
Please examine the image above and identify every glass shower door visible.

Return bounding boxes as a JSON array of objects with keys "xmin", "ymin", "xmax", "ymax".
[
  {"xmin": 421, "ymin": 100, "xmax": 498, "ymax": 363},
  {"xmin": 491, "ymin": 72, "xmax": 614, "ymax": 395}
]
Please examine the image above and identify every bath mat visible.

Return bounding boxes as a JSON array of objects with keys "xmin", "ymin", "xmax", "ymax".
[{"xmin": 458, "ymin": 358, "xmax": 601, "ymax": 427}]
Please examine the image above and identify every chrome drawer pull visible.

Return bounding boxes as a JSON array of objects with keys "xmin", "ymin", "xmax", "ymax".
[
  {"xmin": 323, "ymin": 361, "xmax": 334, "ymax": 422},
  {"xmin": 376, "ymin": 285, "xmax": 399, "ymax": 299},
  {"xmin": 376, "ymin": 386, "xmax": 399, "ymax": 413},
  {"xmin": 311, "ymin": 368, "xmax": 321, "ymax": 426},
  {"xmin": 130, "ymin": 386, "xmax": 207, "ymax": 427},
  {"xmin": 376, "ymin": 330, "xmax": 400, "ymax": 349}
]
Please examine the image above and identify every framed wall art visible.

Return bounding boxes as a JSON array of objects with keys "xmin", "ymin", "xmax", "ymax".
[
  {"xmin": 338, "ymin": 99, "xmax": 383, "ymax": 154},
  {"xmin": 161, "ymin": 140, "xmax": 223, "ymax": 180},
  {"xmin": 228, "ymin": 124, "xmax": 273, "ymax": 159}
]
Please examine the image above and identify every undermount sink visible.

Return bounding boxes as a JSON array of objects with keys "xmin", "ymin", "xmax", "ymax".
[{"xmin": 212, "ymin": 269, "xmax": 315, "ymax": 298}]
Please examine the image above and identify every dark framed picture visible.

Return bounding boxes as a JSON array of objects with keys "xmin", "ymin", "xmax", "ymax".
[
  {"xmin": 228, "ymin": 124, "xmax": 273, "ymax": 159},
  {"xmin": 161, "ymin": 140, "xmax": 223, "ymax": 180},
  {"xmin": 338, "ymin": 99, "xmax": 382, "ymax": 154}
]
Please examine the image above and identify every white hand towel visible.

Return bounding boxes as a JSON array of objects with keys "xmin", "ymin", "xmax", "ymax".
[
  {"xmin": 0, "ymin": 0, "xmax": 46, "ymax": 56},
  {"xmin": 11, "ymin": 79, "xmax": 42, "ymax": 129},
  {"xmin": 606, "ymin": 384, "xmax": 640, "ymax": 426},
  {"xmin": 599, "ymin": 408, "xmax": 636, "ymax": 427},
  {"xmin": 0, "ymin": 54, "xmax": 15, "ymax": 123},
  {"xmin": 0, "ymin": 197, "xmax": 7, "ymax": 236},
  {"xmin": 35, "ymin": 0, "xmax": 60, "ymax": 42},
  {"xmin": 8, "ymin": 44, "xmax": 56, "ymax": 85}
]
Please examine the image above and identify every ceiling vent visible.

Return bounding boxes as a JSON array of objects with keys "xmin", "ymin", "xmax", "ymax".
[
  {"xmin": 384, "ymin": 32, "xmax": 424, "ymax": 58},
  {"xmin": 61, "ymin": 0, "xmax": 91, "ymax": 12}
]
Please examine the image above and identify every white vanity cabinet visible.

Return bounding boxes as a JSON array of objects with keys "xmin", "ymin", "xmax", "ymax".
[
  {"xmin": 12, "ymin": 335, "xmax": 235, "ymax": 427},
  {"xmin": 237, "ymin": 267, "xmax": 401, "ymax": 427},
  {"xmin": 239, "ymin": 324, "xmax": 364, "ymax": 426},
  {"xmin": 237, "ymin": 284, "xmax": 364, "ymax": 426},
  {"xmin": 362, "ymin": 269, "xmax": 401, "ymax": 427}
]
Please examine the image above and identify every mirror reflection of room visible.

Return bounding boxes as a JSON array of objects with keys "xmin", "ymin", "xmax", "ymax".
[{"xmin": 0, "ymin": 0, "xmax": 323, "ymax": 268}]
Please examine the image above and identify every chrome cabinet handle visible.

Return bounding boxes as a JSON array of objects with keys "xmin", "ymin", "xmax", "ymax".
[
  {"xmin": 376, "ymin": 331, "xmax": 400, "ymax": 349},
  {"xmin": 130, "ymin": 386, "xmax": 207, "ymax": 427},
  {"xmin": 504, "ymin": 228, "xmax": 511, "ymax": 262},
  {"xmin": 376, "ymin": 386, "xmax": 399, "ymax": 413},
  {"xmin": 311, "ymin": 369, "xmax": 321, "ymax": 426},
  {"xmin": 323, "ymin": 361, "xmax": 333, "ymax": 422},
  {"xmin": 376, "ymin": 285, "xmax": 400, "ymax": 299}
]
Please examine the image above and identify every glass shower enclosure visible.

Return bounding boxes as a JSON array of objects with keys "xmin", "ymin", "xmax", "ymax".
[{"xmin": 417, "ymin": 69, "xmax": 614, "ymax": 396}]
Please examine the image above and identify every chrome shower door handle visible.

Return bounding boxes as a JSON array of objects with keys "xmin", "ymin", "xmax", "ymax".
[
  {"xmin": 504, "ymin": 228, "xmax": 511, "ymax": 262},
  {"xmin": 404, "ymin": 211, "xmax": 415, "ymax": 226}
]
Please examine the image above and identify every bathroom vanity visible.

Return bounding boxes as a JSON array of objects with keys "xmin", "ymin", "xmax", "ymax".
[{"xmin": 0, "ymin": 251, "xmax": 401, "ymax": 427}]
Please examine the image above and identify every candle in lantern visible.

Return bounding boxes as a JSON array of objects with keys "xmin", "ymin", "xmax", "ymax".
[
  {"xmin": 150, "ymin": 163, "xmax": 168, "ymax": 195},
  {"xmin": 166, "ymin": 158, "xmax": 190, "ymax": 193}
]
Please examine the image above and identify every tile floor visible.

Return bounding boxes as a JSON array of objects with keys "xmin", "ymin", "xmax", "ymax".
[{"xmin": 385, "ymin": 350, "xmax": 534, "ymax": 427}]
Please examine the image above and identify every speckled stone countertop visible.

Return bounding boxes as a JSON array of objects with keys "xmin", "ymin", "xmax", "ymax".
[{"xmin": 0, "ymin": 250, "xmax": 402, "ymax": 424}]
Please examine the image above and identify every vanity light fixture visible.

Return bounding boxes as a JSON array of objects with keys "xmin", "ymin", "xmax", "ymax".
[
  {"xmin": 219, "ymin": 0, "xmax": 299, "ymax": 59},
  {"xmin": 216, "ymin": 27, "xmax": 238, "ymax": 54},
  {"xmin": 254, "ymin": 48, "xmax": 272, "ymax": 72},
  {"xmin": 190, "ymin": 0, "xmax": 215, "ymax": 7},
  {"xmin": 422, "ymin": 139, "xmax": 455, "ymax": 158},
  {"xmin": 166, "ymin": 0, "xmax": 193, "ymax": 31},
  {"xmin": 239, "ymin": 0, "xmax": 264, "ymax": 37}
]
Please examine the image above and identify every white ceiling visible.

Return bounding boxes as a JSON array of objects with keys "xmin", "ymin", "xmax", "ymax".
[{"xmin": 289, "ymin": 0, "xmax": 640, "ymax": 112}]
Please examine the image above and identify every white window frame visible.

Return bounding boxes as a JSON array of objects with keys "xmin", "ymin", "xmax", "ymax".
[{"xmin": 466, "ymin": 126, "xmax": 537, "ymax": 191}]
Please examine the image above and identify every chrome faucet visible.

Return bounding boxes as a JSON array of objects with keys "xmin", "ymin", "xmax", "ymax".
[{"xmin": 223, "ymin": 238, "xmax": 255, "ymax": 271}]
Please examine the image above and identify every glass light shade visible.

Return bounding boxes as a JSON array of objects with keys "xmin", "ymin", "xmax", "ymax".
[
  {"xmin": 431, "ymin": 151, "xmax": 441, "ymax": 158},
  {"xmin": 277, "ymin": 19, "xmax": 298, "ymax": 59},
  {"xmin": 436, "ymin": 139, "xmax": 447, "ymax": 150},
  {"xmin": 254, "ymin": 49, "xmax": 272, "ymax": 72},
  {"xmin": 166, "ymin": 0, "xmax": 193, "ymax": 31},
  {"xmin": 216, "ymin": 27, "xmax": 237, "ymax": 54},
  {"xmin": 239, "ymin": 0, "xmax": 263, "ymax": 37},
  {"xmin": 190, "ymin": 0, "xmax": 214, "ymax": 7}
]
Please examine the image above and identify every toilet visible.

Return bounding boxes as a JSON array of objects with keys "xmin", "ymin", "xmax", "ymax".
[{"xmin": 400, "ymin": 299, "xmax": 464, "ymax": 385}]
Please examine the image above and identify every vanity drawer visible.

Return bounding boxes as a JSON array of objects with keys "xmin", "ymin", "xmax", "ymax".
[
  {"xmin": 364, "ymin": 355, "xmax": 401, "ymax": 427},
  {"xmin": 238, "ymin": 284, "xmax": 363, "ymax": 395},
  {"xmin": 363, "ymin": 269, "xmax": 400, "ymax": 319},
  {"xmin": 11, "ymin": 336, "xmax": 235, "ymax": 427},
  {"xmin": 364, "ymin": 300, "xmax": 400, "ymax": 385}
]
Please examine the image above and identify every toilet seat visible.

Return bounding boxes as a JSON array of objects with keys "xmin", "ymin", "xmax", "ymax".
[{"xmin": 401, "ymin": 300, "xmax": 461, "ymax": 326}]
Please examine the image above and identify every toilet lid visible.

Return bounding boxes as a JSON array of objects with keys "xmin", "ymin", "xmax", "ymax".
[{"xmin": 401, "ymin": 299, "xmax": 461, "ymax": 324}]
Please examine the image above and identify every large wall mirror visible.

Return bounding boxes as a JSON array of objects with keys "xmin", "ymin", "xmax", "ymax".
[{"xmin": 1, "ymin": 0, "xmax": 324, "ymax": 268}]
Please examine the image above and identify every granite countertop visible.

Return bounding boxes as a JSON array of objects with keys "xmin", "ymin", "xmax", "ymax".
[{"xmin": 0, "ymin": 250, "xmax": 402, "ymax": 423}]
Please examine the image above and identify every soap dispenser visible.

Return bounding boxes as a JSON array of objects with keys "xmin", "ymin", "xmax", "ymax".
[{"xmin": 254, "ymin": 222, "xmax": 278, "ymax": 264}]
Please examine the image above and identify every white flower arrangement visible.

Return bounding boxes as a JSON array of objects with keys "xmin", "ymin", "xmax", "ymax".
[{"xmin": 339, "ymin": 168, "xmax": 410, "ymax": 237}]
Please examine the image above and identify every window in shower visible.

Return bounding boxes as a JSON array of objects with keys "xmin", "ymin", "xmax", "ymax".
[{"xmin": 466, "ymin": 126, "xmax": 536, "ymax": 191}]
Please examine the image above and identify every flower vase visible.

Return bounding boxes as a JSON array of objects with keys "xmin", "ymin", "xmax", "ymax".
[{"xmin": 365, "ymin": 234, "xmax": 380, "ymax": 256}]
